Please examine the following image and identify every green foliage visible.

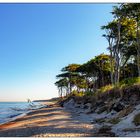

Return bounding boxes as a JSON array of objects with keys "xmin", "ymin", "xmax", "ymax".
[
  {"xmin": 72, "ymin": 90, "xmax": 85, "ymax": 97},
  {"xmin": 61, "ymin": 64, "xmax": 81, "ymax": 72},
  {"xmin": 95, "ymin": 85, "xmax": 114, "ymax": 96},
  {"xmin": 94, "ymin": 77, "xmax": 140, "ymax": 98},
  {"xmin": 119, "ymin": 77, "xmax": 140, "ymax": 87},
  {"xmin": 55, "ymin": 78, "xmax": 68, "ymax": 87},
  {"xmin": 55, "ymin": 3, "xmax": 140, "ymax": 99}
]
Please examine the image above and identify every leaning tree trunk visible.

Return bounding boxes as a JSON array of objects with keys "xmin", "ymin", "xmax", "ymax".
[
  {"xmin": 108, "ymin": 34, "xmax": 115, "ymax": 85},
  {"xmin": 114, "ymin": 19, "xmax": 121, "ymax": 84}
]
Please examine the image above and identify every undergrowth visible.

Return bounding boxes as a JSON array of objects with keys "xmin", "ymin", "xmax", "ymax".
[
  {"xmin": 119, "ymin": 77, "xmax": 140, "ymax": 87},
  {"xmin": 59, "ymin": 77, "xmax": 140, "ymax": 103},
  {"xmin": 94, "ymin": 77, "xmax": 140, "ymax": 99}
]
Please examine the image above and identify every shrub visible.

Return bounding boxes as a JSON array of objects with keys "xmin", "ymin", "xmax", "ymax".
[
  {"xmin": 71, "ymin": 90, "xmax": 85, "ymax": 97},
  {"xmin": 94, "ymin": 85, "xmax": 114, "ymax": 99},
  {"xmin": 119, "ymin": 77, "xmax": 140, "ymax": 87},
  {"xmin": 94, "ymin": 77, "xmax": 140, "ymax": 100},
  {"xmin": 98, "ymin": 85, "xmax": 114, "ymax": 93}
]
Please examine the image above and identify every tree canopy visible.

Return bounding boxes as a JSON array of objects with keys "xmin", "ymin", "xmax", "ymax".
[{"xmin": 55, "ymin": 3, "xmax": 140, "ymax": 98}]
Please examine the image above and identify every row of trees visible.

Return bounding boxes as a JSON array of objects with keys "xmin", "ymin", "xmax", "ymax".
[{"xmin": 55, "ymin": 3, "xmax": 140, "ymax": 98}]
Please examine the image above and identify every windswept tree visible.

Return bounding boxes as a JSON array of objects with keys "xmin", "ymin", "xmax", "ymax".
[
  {"xmin": 55, "ymin": 64, "xmax": 81, "ymax": 96},
  {"xmin": 102, "ymin": 5, "xmax": 136, "ymax": 84},
  {"xmin": 55, "ymin": 78, "xmax": 68, "ymax": 97},
  {"xmin": 76, "ymin": 54, "xmax": 111, "ymax": 90}
]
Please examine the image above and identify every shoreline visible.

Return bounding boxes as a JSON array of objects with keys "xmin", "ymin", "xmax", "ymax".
[
  {"xmin": 0, "ymin": 112, "xmax": 28, "ymax": 126},
  {"xmin": 0, "ymin": 100, "xmax": 49, "ymax": 127},
  {"xmin": 1, "ymin": 97, "xmax": 139, "ymax": 137},
  {"xmin": 0, "ymin": 98, "xmax": 95, "ymax": 137},
  {"xmin": 0, "ymin": 100, "xmax": 52, "ymax": 129}
]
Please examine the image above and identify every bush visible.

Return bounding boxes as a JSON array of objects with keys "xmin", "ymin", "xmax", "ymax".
[
  {"xmin": 71, "ymin": 90, "xmax": 85, "ymax": 97},
  {"xmin": 119, "ymin": 77, "xmax": 140, "ymax": 87},
  {"xmin": 96, "ymin": 85, "xmax": 114, "ymax": 94},
  {"xmin": 94, "ymin": 77, "xmax": 140, "ymax": 100},
  {"xmin": 98, "ymin": 85, "xmax": 114, "ymax": 93},
  {"xmin": 94, "ymin": 85, "xmax": 114, "ymax": 99}
]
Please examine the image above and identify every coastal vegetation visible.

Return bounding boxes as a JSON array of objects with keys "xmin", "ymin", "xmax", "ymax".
[
  {"xmin": 55, "ymin": 3, "xmax": 140, "ymax": 100},
  {"xmin": 55, "ymin": 4, "xmax": 140, "ymax": 136},
  {"xmin": 2, "ymin": 3, "xmax": 140, "ymax": 137}
]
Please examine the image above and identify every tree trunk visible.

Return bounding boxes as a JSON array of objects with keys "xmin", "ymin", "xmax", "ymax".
[
  {"xmin": 110, "ymin": 48, "xmax": 114, "ymax": 85},
  {"xmin": 66, "ymin": 86, "xmax": 69, "ymax": 96},
  {"xmin": 114, "ymin": 19, "xmax": 121, "ymax": 84},
  {"xmin": 108, "ymin": 36, "xmax": 115, "ymax": 85},
  {"xmin": 60, "ymin": 87, "xmax": 63, "ymax": 97}
]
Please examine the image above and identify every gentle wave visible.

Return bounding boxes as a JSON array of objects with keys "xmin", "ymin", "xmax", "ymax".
[{"xmin": 0, "ymin": 102, "xmax": 47, "ymax": 124}]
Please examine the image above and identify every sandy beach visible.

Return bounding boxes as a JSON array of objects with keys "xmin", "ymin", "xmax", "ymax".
[{"xmin": 0, "ymin": 99, "xmax": 94, "ymax": 137}]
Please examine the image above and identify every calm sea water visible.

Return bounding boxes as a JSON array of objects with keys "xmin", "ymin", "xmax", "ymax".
[{"xmin": 0, "ymin": 102, "xmax": 44, "ymax": 124}]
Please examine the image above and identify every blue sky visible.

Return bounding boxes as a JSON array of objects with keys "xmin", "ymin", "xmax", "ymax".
[{"xmin": 0, "ymin": 3, "xmax": 115, "ymax": 101}]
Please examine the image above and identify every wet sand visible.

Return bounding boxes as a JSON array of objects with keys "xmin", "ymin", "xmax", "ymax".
[{"xmin": 0, "ymin": 100, "xmax": 94, "ymax": 137}]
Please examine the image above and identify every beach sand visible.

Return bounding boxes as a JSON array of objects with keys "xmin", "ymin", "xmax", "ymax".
[{"xmin": 0, "ymin": 99, "xmax": 94, "ymax": 137}]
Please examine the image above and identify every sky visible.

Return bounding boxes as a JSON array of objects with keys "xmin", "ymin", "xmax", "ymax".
[{"xmin": 0, "ymin": 3, "xmax": 115, "ymax": 101}]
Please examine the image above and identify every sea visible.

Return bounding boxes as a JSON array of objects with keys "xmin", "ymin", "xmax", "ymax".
[{"xmin": 0, "ymin": 101, "xmax": 45, "ymax": 124}]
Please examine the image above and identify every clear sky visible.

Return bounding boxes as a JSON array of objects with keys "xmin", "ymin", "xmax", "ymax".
[{"xmin": 0, "ymin": 3, "xmax": 115, "ymax": 101}]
